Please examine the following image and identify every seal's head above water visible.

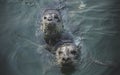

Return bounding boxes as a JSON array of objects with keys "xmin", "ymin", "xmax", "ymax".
[
  {"xmin": 40, "ymin": 9, "xmax": 64, "ymax": 46},
  {"xmin": 56, "ymin": 42, "xmax": 80, "ymax": 66},
  {"xmin": 41, "ymin": 9, "xmax": 64, "ymax": 35}
]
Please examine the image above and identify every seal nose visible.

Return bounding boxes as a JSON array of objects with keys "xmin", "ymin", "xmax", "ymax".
[
  {"xmin": 48, "ymin": 18, "xmax": 52, "ymax": 21},
  {"xmin": 62, "ymin": 58, "xmax": 70, "ymax": 61}
]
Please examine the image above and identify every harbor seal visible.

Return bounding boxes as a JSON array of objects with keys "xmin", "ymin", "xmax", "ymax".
[
  {"xmin": 39, "ymin": 6, "xmax": 117, "ymax": 75},
  {"xmin": 55, "ymin": 41, "xmax": 80, "ymax": 66},
  {"xmin": 40, "ymin": 9, "xmax": 81, "ymax": 65},
  {"xmin": 41, "ymin": 9, "xmax": 64, "ymax": 46}
]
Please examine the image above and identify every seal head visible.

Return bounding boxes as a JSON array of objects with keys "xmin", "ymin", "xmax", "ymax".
[
  {"xmin": 56, "ymin": 42, "xmax": 80, "ymax": 66},
  {"xmin": 40, "ymin": 9, "xmax": 64, "ymax": 46},
  {"xmin": 41, "ymin": 9, "xmax": 64, "ymax": 35}
]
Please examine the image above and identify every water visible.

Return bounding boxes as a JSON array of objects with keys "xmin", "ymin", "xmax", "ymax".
[{"xmin": 0, "ymin": 0, "xmax": 120, "ymax": 75}]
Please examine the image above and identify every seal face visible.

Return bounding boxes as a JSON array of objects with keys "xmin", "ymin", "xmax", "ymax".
[
  {"xmin": 56, "ymin": 43, "xmax": 80, "ymax": 66},
  {"xmin": 41, "ymin": 9, "xmax": 64, "ymax": 46},
  {"xmin": 41, "ymin": 9, "xmax": 63, "ymax": 35}
]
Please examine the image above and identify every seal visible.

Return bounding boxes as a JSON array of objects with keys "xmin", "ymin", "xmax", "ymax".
[
  {"xmin": 55, "ymin": 41, "xmax": 80, "ymax": 66},
  {"xmin": 41, "ymin": 9, "xmax": 64, "ymax": 46},
  {"xmin": 39, "ymin": 6, "xmax": 117, "ymax": 74},
  {"xmin": 40, "ymin": 9, "xmax": 81, "ymax": 65},
  {"xmin": 40, "ymin": 8, "xmax": 81, "ymax": 67}
]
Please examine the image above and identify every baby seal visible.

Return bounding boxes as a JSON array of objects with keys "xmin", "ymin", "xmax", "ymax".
[
  {"xmin": 55, "ymin": 41, "xmax": 80, "ymax": 66},
  {"xmin": 41, "ymin": 9, "xmax": 64, "ymax": 46}
]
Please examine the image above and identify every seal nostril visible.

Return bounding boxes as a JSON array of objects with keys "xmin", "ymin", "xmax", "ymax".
[
  {"xmin": 62, "ymin": 58, "xmax": 66, "ymax": 61},
  {"xmin": 48, "ymin": 18, "xmax": 52, "ymax": 21},
  {"xmin": 62, "ymin": 58, "xmax": 70, "ymax": 61}
]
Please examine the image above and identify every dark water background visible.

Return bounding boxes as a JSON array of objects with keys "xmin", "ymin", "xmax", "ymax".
[{"xmin": 0, "ymin": 0, "xmax": 120, "ymax": 75}]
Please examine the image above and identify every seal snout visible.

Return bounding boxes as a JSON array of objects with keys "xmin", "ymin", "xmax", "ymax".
[
  {"xmin": 45, "ymin": 15, "xmax": 53, "ymax": 22},
  {"xmin": 62, "ymin": 57, "xmax": 70, "ymax": 61},
  {"xmin": 48, "ymin": 18, "xmax": 52, "ymax": 21},
  {"xmin": 62, "ymin": 57, "xmax": 72, "ymax": 64},
  {"xmin": 44, "ymin": 15, "xmax": 54, "ymax": 24}
]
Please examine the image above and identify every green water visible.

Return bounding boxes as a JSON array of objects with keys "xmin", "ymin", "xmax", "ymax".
[{"xmin": 0, "ymin": 0, "xmax": 120, "ymax": 75}]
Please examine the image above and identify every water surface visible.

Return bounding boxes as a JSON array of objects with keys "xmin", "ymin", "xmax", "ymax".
[{"xmin": 0, "ymin": 0, "xmax": 120, "ymax": 75}]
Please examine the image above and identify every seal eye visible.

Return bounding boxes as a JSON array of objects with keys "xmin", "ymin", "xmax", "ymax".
[
  {"xmin": 59, "ymin": 51, "xmax": 63, "ymax": 55},
  {"xmin": 54, "ymin": 15, "xmax": 59, "ymax": 19},
  {"xmin": 71, "ymin": 51, "xmax": 76, "ymax": 55},
  {"xmin": 44, "ymin": 16, "xmax": 47, "ymax": 19}
]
